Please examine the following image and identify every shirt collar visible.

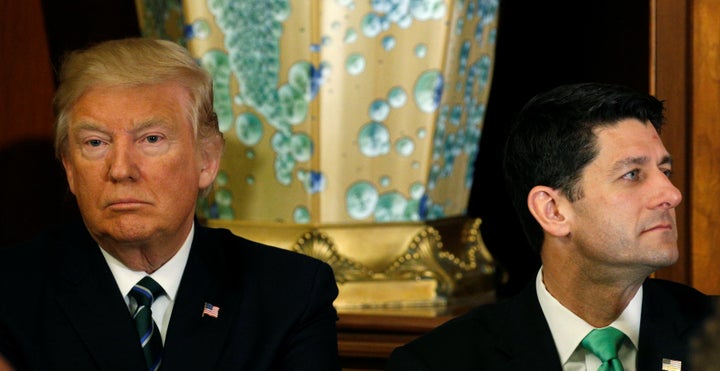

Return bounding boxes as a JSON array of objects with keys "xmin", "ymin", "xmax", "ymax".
[
  {"xmin": 536, "ymin": 267, "xmax": 642, "ymax": 365},
  {"xmin": 100, "ymin": 223, "xmax": 194, "ymax": 302}
]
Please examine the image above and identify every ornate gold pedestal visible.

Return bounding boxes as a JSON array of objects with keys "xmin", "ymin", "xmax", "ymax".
[{"xmin": 207, "ymin": 215, "xmax": 495, "ymax": 310}]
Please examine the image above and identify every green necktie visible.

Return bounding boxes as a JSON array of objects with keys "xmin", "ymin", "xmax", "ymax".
[
  {"xmin": 581, "ymin": 327, "xmax": 626, "ymax": 371},
  {"xmin": 129, "ymin": 276, "xmax": 164, "ymax": 371}
]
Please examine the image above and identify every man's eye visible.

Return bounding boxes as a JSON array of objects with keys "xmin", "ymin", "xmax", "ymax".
[
  {"xmin": 87, "ymin": 139, "xmax": 103, "ymax": 147},
  {"xmin": 145, "ymin": 135, "xmax": 161, "ymax": 143},
  {"xmin": 663, "ymin": 169, "xmax": 673, "ymax": 178},
  {"xmin": 622, "ymin": 170, "xmax": 639, "ymax": 180}
]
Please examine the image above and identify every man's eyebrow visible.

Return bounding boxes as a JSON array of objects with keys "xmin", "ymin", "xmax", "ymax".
[
  {"xmin": 134, "ymin": 118, "xmax": 170, "ymax": 131},
  {"xmin": 71, "ymin": 121, "xmax": 107, "ymax": 134},
  {"xmin": 612, "ymin": 156, "xmax": 648, "ymax": 172},
  {"xmin": 659, "ymin": 155, "xmax": 673, "ymax": 167},
  {"xmin": 72, "ymin": 119, "xmax": 169, "ymax": 134},
  {"xmin": 611, "ymin": 155, "xmax": 673, "ymax": 172}
]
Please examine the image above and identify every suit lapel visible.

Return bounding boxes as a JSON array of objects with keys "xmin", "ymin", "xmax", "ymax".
[
  {"xmin": 493, "ymin": 283, "xmax": 564, "ymax": 371},
  {"xmin": 54, "ymin": 225, "xmax": 146, "ymax": 369},
  {"xmin": 637, "ymin": 280, "xmax": 693, "ymax": 370},
  {"xmin": 161, "ymin": 225, "xmax": 244, "ymax": 369}
]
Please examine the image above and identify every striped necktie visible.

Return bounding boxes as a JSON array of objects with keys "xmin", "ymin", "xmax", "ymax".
[
  {"xmin": 129, "ymin": 276, "xmax": 164, "ymax": 371},
  {"xmin": 581, "ymin": 327, "xmax": 626, "ymax": 371}
]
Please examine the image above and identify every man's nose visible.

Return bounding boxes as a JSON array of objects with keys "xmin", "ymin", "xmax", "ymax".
[
  {"xmin": 107, "ymin": 141, "xmax": 140, "ymax": 182},
  {"xmin": 652, "ymin": 171, "xmax": 682, "ymax": 210}
]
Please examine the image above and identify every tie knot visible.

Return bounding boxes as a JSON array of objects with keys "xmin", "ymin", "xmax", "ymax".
[
  {"xmin": 581, "ymin": 327, "xmax": 626, "ymax": 362},
  {"xmin": 129, "ymin": 276, "xmax": 164, "ymax": 308}
]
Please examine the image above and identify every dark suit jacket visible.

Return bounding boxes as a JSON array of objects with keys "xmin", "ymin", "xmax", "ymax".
[
  {"xmin": 386, "ymin": 276, "xmax": 713, "ymax": 371},
  {"xmin": 0, "ymin": 220, "xmax": 340, "ymax": 370}
]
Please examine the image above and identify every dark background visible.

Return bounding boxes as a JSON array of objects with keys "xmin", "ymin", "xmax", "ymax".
[{"xmin": 6, "ymin": 0, "xmax": 649, "ymax": 299}]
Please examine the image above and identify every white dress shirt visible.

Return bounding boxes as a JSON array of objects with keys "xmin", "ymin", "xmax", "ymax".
[
  {"xmin": 100, "ymin": 224, "xmax": 194, "ymax": 343},
  {"xmin": 536, "ymin": 267, "xmax": 642, "ymax": 371}
]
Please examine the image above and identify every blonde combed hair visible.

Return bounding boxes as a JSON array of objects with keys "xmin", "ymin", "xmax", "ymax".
[{"xmin": 53, "ymin": 37, "xmax": 222, "ymax": 159}]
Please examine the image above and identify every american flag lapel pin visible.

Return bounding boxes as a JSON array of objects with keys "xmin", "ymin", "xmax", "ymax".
[
  {"xmin": 662, "ymin": 358, "xmax": 681, "ymax": 371},
  {"xmin": 202, "ymin": 302, "xmax": 220, "ymax": 318}
]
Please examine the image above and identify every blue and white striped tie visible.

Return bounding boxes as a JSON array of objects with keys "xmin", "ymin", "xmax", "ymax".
[{"xmin": 129, "ymin": 276, "xmax": 164, "ymax": 371}]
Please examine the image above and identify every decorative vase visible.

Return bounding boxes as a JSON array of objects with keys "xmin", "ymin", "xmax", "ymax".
[{"xmin": 136, "ymin": 0, "xmax": 500, "ymax": 310}]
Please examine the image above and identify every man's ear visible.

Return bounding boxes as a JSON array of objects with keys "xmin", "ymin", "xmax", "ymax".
[
  {"xmin": 527, "ymin": 185, "xmax": 570, "ymax": 238},
  {"xmin": 197, "ymin": 136, "xmax": 224, "ymax": 190}
]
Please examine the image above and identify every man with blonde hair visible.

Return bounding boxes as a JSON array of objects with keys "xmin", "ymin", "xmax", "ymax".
[{"xmin": 0, "ymin": 38, "xmax": 339, "ymax": 370}]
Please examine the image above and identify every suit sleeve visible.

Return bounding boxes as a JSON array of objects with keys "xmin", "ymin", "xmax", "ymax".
[
  {"xmin": 386, "ymin": 345, "xmax": 431, "ymax": 371},
  {"xmin": 280, "ymin": 261, "xmax": 340, "ymax": 371}
]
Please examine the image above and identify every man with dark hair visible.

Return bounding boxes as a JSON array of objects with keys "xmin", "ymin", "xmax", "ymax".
[{"xmin": 387, "ymin": 83, "xmax": 713, "ymax": 370}]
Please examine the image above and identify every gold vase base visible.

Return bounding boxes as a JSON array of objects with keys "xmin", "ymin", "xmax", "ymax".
[{"xmin": 205, "ymin": 216, "xmax": 497, "ymax": 312}]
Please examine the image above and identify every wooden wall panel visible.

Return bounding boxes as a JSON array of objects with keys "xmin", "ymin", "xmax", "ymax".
[
  {"xmin": 690, "ymin": 0, "xmax": 720, "ymax": 293},
  {"xmin": 0, "ymin": 0, "xmax": 68, "ymax": 246},
  {"xmin": 0, "ymin": 0, "xmax": 55, "ymax": 148}
]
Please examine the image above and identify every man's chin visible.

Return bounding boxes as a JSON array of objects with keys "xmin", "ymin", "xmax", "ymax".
[
  {"xmin": 90, "ymin": 222, "xmax": 156, "ymax": 246},
  {"xmin": 649, "ymin": 246, "xmax": 679, "ymax": 270}
]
